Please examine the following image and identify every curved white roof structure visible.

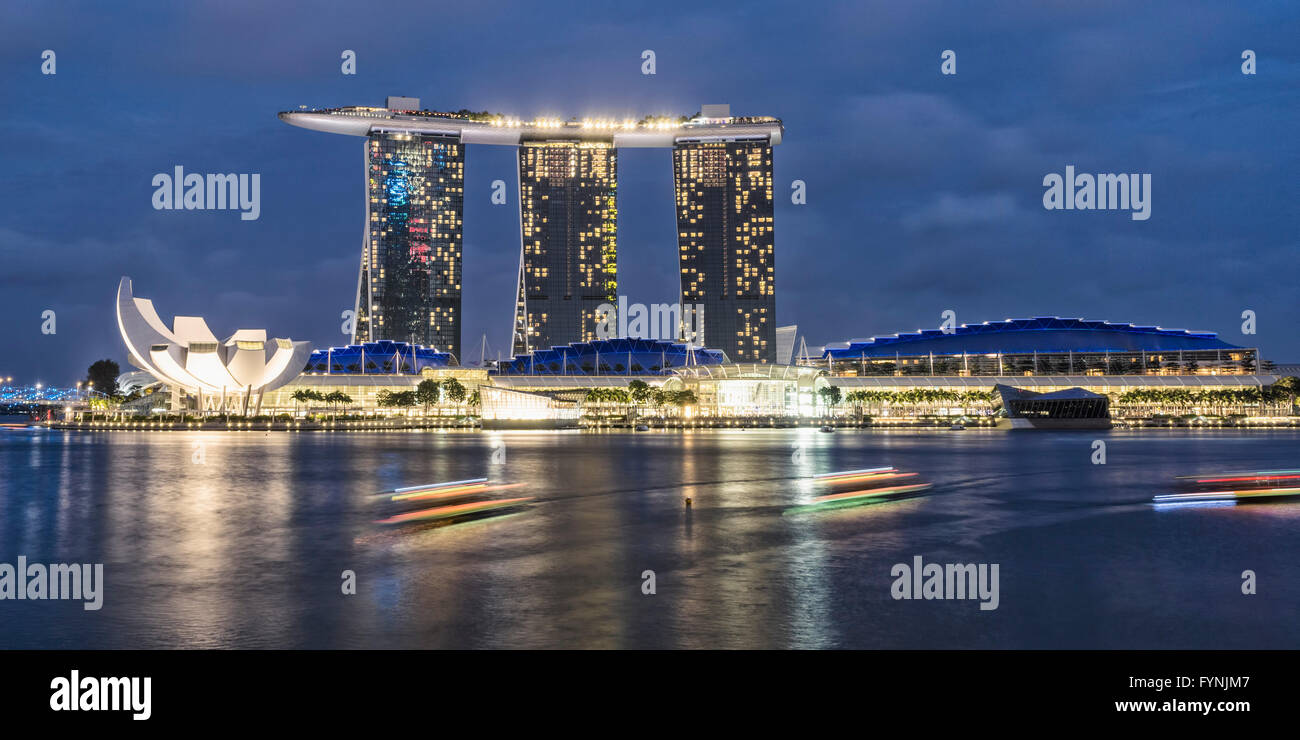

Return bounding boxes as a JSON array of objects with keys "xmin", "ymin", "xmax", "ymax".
[
  {"xmin": 116, "ymin": 277, "xmax": 311, "ymax": 396},
  {"xmin": 278, "ymin": 105, "xmax": 783, "ymax": 147}
]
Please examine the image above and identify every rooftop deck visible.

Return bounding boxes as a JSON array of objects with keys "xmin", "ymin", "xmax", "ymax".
[{"xmin": 278, "ymin": 106, "xmax": 783, "ymax": 147}]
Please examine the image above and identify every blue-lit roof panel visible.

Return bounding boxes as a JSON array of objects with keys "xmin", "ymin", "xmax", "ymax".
[
  {"xmin": 305, "ymin": 341, "xmax": 454, "ymax": 374},
  {"xmin": 824, "ymin": 317, "xmax": 1242, "ymax": 359},
  {"xmin": 496, "ymin": 338, "xmax": 726, "ymax": 375}
]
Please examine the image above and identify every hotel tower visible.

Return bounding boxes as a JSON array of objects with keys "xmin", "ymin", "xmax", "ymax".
[
  {"xmin": 279, "ymin": 98, "xmax": 782, "ymax": 363},
  {"xmin": 356, "ymin": 125, "xmax": 465, "ymax": 357},
  {"xmin": 511, "ymin": 140, "xmax": 618, "ymax": 355},
  {"xmin": 673, "ymin": 105, "xmax": 776, "ymax": 362}
]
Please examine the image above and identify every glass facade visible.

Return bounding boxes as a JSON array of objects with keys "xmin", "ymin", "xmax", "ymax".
[
  {"xmin": 512, "ymin": 140, "xmax": 618, "ymax": 355},
  {"xmin": 356, "ymin": 132, "xmax": 465, "ymax": 359},
  {"xmin": 673, "ymin": 140, "xmax": 776, "ymax": 362},
  {"xmin": 824, "ymin": 349, "xmax": 1260, "ymax": 377}
]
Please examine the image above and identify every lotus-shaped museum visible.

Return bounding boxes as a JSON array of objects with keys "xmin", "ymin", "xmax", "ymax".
[{"xmin": 116, "ymin": 277, "xmax": 311, "ymax": 413}]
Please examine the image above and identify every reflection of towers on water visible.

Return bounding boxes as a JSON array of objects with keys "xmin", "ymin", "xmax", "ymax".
[
  {"xmin": 512, "ymin": 140, "xmax": 618, "ymax": 356},
  {"xmin": 355, "ymin": 131, "xmax": 465, "ymax": 359}
]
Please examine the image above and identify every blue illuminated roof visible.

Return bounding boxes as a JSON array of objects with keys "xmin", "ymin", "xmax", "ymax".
[
  {"xmin": 305, "ymin": 340, "xmax": 454, "ymax": 374},
  {"xmin": 824, "ymin": 317, "xmax": 1242, "ymax": 359},
  {"xmin": 496, "ymin": 338, "xmax": 726, "ymax": 375}
]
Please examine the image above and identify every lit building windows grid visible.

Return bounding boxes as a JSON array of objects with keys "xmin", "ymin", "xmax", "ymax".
[
  {"xmin": 673, "ymin": 141, "xmax": 776, "ymax": 362},
  {"xmin": 513, "ymin": 141, "xmax": 618, "ymax": 355},
  {"xmin": 357, "ymin": 133, "xmax": 465, "ymax": 359}
]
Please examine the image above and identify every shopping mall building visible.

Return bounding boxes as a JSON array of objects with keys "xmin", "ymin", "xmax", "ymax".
[
  {"xmin": 117, "ymin": 297, "xmax": 1282, "ymax": 422},
  {"xmin": 474, "ymin": 319, "xmax": 1277, "ymax": 422}
]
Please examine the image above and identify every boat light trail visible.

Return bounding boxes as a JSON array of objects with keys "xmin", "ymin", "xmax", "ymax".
[
  {"xmin": 376, "ymin": 497, "xmax": 534, "ymax": 525},
  {"xmin": 1152, "ymin": 486, "xmax": 1300, "ymax": 503},
  {"xmin": 812, "ymin": 483, "xmax": 933, "ymax": 504},
  {"xmin": 392, "ymin": 482, "xmax": 523, "ymax": 503},
  {"xmin": 814, "ymin": 467, "xmax": 894, "ymax": 482}
]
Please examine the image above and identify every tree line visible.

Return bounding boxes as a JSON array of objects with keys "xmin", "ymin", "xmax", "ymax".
[
  {"xmin": 583, "ymin": 380, "xmax": 697, "ymax": 408},
  {"xmin": 371, "ymin": 378, "xmax": 470, "ymax": 413}
]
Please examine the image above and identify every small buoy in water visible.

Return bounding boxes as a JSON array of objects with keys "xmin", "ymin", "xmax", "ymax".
[{"xmin": 684, "ymin": 497, "xmax": 693, "ymax": 507}]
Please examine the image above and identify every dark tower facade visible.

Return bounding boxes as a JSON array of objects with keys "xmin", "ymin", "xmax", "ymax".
[
  {"xmin": 355, "ymin": 131, "xmax": 465, "ymax": 359},
  {"xmin": 512, "ymin": 140, "xmax": 618, "ymax": 355},
  {"xmin": 672, "ymin": 139, "xmax": 775, "ymax": 362}
]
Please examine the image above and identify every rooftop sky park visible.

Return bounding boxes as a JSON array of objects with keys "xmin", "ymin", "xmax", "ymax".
[{"xmin": 278, "ymin": 99, "xmax": 784, "ymax": 147}]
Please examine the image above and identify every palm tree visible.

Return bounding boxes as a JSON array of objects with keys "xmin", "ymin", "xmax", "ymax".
[
  {"xmin": 583, "ymin": 387, "xmax": 640, "ymax": 418},
  {"xmin": 583, "ymin": 388, "xmax": 609, "ymax": 418},
  {"xmin": 324, "ymin": 391, "xmax": 352, "ymax": 419},
  {"xmin": 292, "ymin": 389, "xmax": 327, "ymax": 418},
  {"xmin": 290, "ymin": 388, "xmax": 313, "ymax": 417}
]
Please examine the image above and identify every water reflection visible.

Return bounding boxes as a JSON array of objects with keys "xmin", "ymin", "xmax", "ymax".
[{"xmin": 1, "ymin": 428, "xmax": 1299, "ymax": 648}]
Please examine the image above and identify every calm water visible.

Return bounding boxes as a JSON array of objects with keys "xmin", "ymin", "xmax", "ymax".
[{"xmin": 2, "ymin": 427, "xmax": 1298, "ymax": 649}]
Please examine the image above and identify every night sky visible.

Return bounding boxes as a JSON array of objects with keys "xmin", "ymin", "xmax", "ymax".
[{"xmin": 1, "ymin": 0, "xmax": 1295, "ymax": 385}]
